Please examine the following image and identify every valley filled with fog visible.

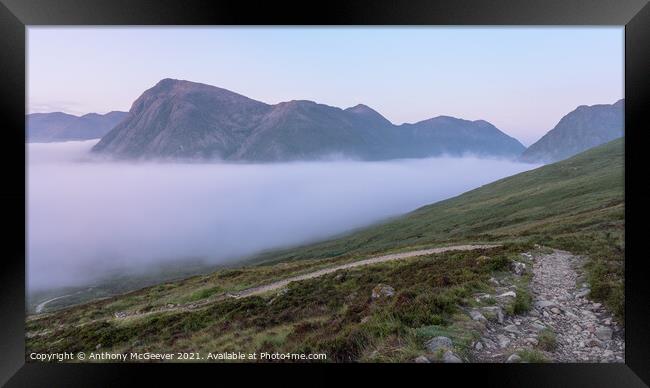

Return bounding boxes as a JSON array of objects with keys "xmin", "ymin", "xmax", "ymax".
[{"xmin": 27, "ymin": 140, "xmax": 539, "ymax": 293}]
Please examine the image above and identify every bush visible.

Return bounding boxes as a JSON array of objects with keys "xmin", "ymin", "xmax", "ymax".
[
  {"xmin": 507, "ymin": 288, "xmax": 532, "ymax": 315},
  {"xmin": 189, "ymin": 286, "xmax": 222, "ymax": 301},
  {"xmin": 484, "ymin": 256, "xmax": 512, "ymax": 272},
  {"xmin": 517, "ymin": 349, "xmax": 549, "ymax": 363},
  {"xmin": 537, "ymin": 328, "xmax": 557, "ymax": 351}
]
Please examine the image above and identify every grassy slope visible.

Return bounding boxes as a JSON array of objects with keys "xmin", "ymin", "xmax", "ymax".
[
  {"xmin": 26, "ymin": 139, "xmax": 624, "ymax": 360},
  {"xmin": 27, "ymin": 245, "xmax": 531, "ymax": 362},
  {"xmin": 251, "ymin": 138, "xmax": 624, "ymax": 317}
]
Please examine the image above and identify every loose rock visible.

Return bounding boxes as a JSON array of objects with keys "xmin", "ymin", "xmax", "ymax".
[
  {"xmin": 414, "ymin": 356, "xmax": 430, "ymax": 363},
  {"xmin": 425, "ymin": 336, "xmax": 453, "ymax": 353},
  {"xmin": 506, "ymin": 353, "xmax": 522, "ymax": 363},
  {"xmin": 371, "ymin": 284, "xmax": 395, "ymax": 299},
  {"xmin": 443, "ymin": 351, "xmax": 462, "ymax": 363}
]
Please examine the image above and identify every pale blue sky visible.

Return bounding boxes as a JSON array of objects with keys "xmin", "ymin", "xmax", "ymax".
[{"xmin": 27, "ymin": 27, "xmax": 623, "ymax": 145}]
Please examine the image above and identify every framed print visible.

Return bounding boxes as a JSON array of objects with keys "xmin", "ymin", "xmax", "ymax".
[{"xmin": 1, "ymin": 0, "xmax": 649, "ymax": 386}]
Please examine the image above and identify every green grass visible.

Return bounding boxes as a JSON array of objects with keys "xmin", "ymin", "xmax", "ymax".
[
  {"xmin": 537, "ymin": 328, "xmax": 557, "ymax": 351},
  {"xmin": 26, "ymin": 245, "xmax": 525, "ymax": 362},
  {"xmin": 517, "ymin": 349, "xmax": 550, "ymax": 363},
  {"xmin": 250, "ymin": 139, "xmax": 625, "ymax": 320}
]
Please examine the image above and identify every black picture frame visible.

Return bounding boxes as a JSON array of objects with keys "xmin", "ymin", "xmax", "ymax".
[{"xmin": 1, "ymin": 0, "xmax": 648, "ymax": 386}]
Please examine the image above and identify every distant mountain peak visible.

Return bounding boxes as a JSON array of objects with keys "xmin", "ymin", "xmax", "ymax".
[
  {"xmin": 345, "ymin": 104, "xmax": 392, "ymax": 126},
  {"xmin": 520, "ymin": 100, "xmax": 624, "ymax": 164},
  {"xmin": 417, "ymin": 115, "xmax": 467, "ymax": 126},
  {"xmin": 345, "ymin": 103, "xmax": 373, "ymax": 113}
]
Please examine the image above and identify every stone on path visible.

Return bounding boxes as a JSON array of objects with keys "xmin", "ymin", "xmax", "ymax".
[
  {"xmin": 414, "ymin": 356, "xmax": 430, "ymax": 363},
  {"xmin": 469, "ymin": 310, "xmax": 487, "ymax": 322},
  {"xmin": 506, "ymin": 353, "xmax": 522, "ymax": 363},
  {"xmin": 595, "ymin": 327, "xmax": 613, "ymax": 341},
  {"xmin": 443, "ymin": 351, "xmax": 462, "ymax": 363},
  {"xmin": 497, "ymin": 291, "xmax": 517, "ymax": 299},
  {"xmin": 425, "ymin": 336, "xmax": 453, "ymax": 353}
]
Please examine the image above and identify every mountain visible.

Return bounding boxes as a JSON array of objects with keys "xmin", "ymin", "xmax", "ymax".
[
  {"xmin": 27, "ymin": 111, "xmax": 128, "ymax": 142},
  {"xmin": 92, "ymin": 78, "xmax": 526, "ymax": 161},
  {"xmin": 520, "ymin": 100, "xmax": 624, "ymax": 163},
  {"xmin": 92, "ymin": 79, "xmax": 270, "ymax": 159},
  {"xmin": 401, "ymin": 116, "xmax": 525, "ymax": 158}
]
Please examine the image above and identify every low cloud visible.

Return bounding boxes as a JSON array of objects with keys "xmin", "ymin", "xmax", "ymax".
[{"xmin": 27, "ymin": 140, "xmax": 538, "ymax": 291}]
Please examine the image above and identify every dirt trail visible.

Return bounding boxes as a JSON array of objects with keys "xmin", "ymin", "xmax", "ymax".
[
  {"xmin": 28, "ymin": 244, "xmax": 499, "ymax": 333},
  {"xmin": 236, "ymin": 244, "xmax": 500, "ymax": 298},
  {"xmin": 470, "ymin": 249, "xmax": 624, "ymax": 363},
  {"xmin": 35, "ymin": 294, "xmax": 73, "ymax": 313},
  {"xmin": 103, "ymin": 244, "xmax": 500, "ymax": 323}
]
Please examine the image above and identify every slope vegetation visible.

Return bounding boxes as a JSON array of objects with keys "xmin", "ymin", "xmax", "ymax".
[{"xmin": 253, "ymin": 138, "xmax": 624, "ymax": 316}]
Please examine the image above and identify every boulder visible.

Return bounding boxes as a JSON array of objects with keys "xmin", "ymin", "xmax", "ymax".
[
  {"xmin": 504, "ymin": 324, "xmax": 519, "ymax": 333},
  {"xmin": 425, "ymin": 336, "xmax": 453, "ymax": 353},
  {"xmin": 595, "ymin": 326, "xmax": 613, "ymax": 341},
  {"xmin": 510, "ymin": 261, "xmax": 527, "ymax": 275},
  {"xmin": 442, "ymin": 351, "xmax": 462, "ymax": 363},
  {"xmin": 371, "ymin": 284, "xmax": 395, "ymax": 300},
  {"xmin": 497, "ymin": 291, "xmax": 517, "ymax": 299},
  {"xmin": 524, "ymin": 337, "xmax": 539, "ymax": 346},
  {"xmin": 481, "ymin": 306, "xmax": 504, "ymax": 324},
  {"xmin": 506, "ymin": 353, "xmax": 522, "ymax": 363},
  {"xmin": 529, "ymin": 322, "xmax": 546, "ymax": 332},
  {"xmin": 473, "ymin": 293, "xmax": 493, "ymax": 302},
  {"xmin": 534, "ymin": 300, "xmax": 555, "ymax": 309},
  {"xmin": 414, "ymin": 356, "xmax": 430, "ymax": 363},
  {"xmin": 497, "ymin": 334, "xmax": 511, "ymax": 348},
  {"xmin": 469, "ymin": 310, "xmax": 487, "ymax": 322}
]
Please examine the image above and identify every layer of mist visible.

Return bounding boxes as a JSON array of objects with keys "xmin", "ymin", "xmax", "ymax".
[{"xmin": 27, "ymin": 140, "xmax": 539, "ymax": 291}]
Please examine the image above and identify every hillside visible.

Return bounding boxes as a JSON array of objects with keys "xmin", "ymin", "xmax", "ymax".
[
  {"xmin": 26, "ymin": 139, "xmax": 624, "ymax": 363},
  {"xmin": 27, "ymin": 111, "xmax": 128, "ymax": 142},
  {"xmin": 254, "ymin": 138, "xmax": 624, "ymax": 264},
  {"xmin": 520, "ymin": 100, "xmax": 624, "ymax": 163},
  {"xmin": 253, "ymin": 138, "xmax": 624, "ymax": 315},
  {"xmin": 91, "ymin": 79, "xmax": 525, "ymax": 161}
]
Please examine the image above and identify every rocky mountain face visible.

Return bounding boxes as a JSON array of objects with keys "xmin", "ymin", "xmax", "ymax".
[
  {"xmin": 27, "ymin": 111, "xmax": 128, "ymax": 142},
  {"xmin": 520, "ymin": 100, "xmax": 624, "ymax": 163},
  {"xmin": 92, "ymin": 78, "xmax": 526, "ymax": 161}
]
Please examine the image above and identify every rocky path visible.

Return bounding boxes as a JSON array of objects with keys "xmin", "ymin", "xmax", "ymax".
[{"xmin": 470, "ymin": 249, "xmax": 624, "ymax": 363}]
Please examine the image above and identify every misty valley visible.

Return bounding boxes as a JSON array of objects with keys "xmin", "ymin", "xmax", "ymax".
[{"xmin": 27, "ymin": 139, "xmax": 538, "ymax": 312}]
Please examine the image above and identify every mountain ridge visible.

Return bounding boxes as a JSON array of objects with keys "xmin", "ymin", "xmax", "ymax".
[
  {"xmin": 27, "ymin": 111, "xmax": 128, "ymax": 142},
  {"xmin": 92, "ymin": 78, "xmax": 526, "ymax": 161}
]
